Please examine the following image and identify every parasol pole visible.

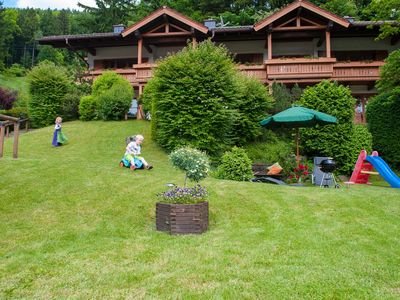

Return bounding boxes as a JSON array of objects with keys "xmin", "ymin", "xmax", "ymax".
[{"xmin": 296, "ymin": 128, "xmax": 300, "ymax": 166}]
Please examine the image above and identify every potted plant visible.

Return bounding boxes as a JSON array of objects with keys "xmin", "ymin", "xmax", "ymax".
[{"xmin": 156, "ymin": 147, "xmax": 210, "ymax": 235}]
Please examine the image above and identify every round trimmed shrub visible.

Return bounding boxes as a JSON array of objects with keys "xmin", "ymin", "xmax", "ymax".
[
  {"xmin": 92, "ymin": 71, "xmax": 128, "ymax": 97},
  {"xmin": 27, "ymin": 62, "xmax": 70, "ymax": 127},
  {"xmin": 169, "ymin": 147, "xmax": 210, "ymax": 185},
  {"xmin": 298, "ymin": 80, "xmax": 356, "ymax": 174},
  {"xmin": 79, "ymin": 95, "xmax": 98, "ymax": 121},
  {"xmin": 367, "ymin": 89, "xmax": 400, "ymax": 168},
  {"xmin": 98, "ymin": 82, "xmax": 133, "ymax": 120},
  {"xmin": 215, "ymin": 147, "xmax": 253, "ymax": 181}
]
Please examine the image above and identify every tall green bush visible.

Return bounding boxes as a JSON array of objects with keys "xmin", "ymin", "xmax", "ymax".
[
  {"xmin": 367, "ymin": 90, "xmax": 400, "ymax": 168},
  {"xmin": 142, "ymin": 40, "xmax": 272, "ymax": 157},
  {"xmin": 27, "ymin": 61, "xmax": 70, "ymax": 127},
  {"xmin": 298, "ymin": 80, "xmax": 362, "ymax": 174}
]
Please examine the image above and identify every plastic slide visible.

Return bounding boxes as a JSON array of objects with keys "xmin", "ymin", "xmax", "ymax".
[{"xmin": 365, "ymin": 156, "xmax": 400, "ymax": 188}]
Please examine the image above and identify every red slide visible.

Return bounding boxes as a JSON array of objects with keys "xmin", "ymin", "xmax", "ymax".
[{"xmin": 349, "ymin": 150, "xmax": 379, "ymax": 184}]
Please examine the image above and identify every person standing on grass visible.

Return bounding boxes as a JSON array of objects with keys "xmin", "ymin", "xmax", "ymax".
[
  {"xmin": 124, "ymin": 134, "xmax": 153, "ymax": 170},
  {"xmin": 52, "ymin": 116, "xmax": 68, "ymax": 147}
]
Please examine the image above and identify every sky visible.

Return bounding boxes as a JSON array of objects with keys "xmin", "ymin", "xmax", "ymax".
[{"xmin": 2, "ymin": 0, "xmax": 97, "ymax": 10}]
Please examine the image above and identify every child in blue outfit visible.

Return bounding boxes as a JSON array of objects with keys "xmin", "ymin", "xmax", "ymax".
[
  {"xmin": 52, "ymin": 117, "xmax": 68, "ymax": 147},
  {"xmin": 124, "ymin": 135, "xmax": 153, "ymax": 170}
]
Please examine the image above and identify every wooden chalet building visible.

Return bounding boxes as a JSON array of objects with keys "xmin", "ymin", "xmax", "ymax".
[{"xmin": 39, "ymin": 0, "xmax": 399, "ymax": 123}]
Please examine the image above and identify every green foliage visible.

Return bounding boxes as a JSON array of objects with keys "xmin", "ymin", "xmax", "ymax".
[
  {"xmin": 298, "ymin": 80, "xmax": 357, "ymax": 174},
  {"xmin": 61, "ymin": 86, "xmax": 81, "ymax": 121},
  {"xmin": 98, "ymin": 82, "xmax": 133, "ymax": 120},
  {"xmin": 363, "ymin": 0, "xmax": 400, "ymax": 39},
  {"xmin": 215, "ymin": 147, "xmax": 253, "ymax": 181},
  {"xmin": 37, "ymin": 45, "xmax": 65, "ymax": 65},
  {"xmin": 79, "ymin": 95, "xmax": 98, "ymax": 121},
  {"xmin": 352, "ymin": 124, "xmax": 373, "ymax": 154},
  {"xmin": 245, "ymin": 131, "xmax": 292, "ymax": 162},
  {"xmin": 321, "ymin": 0, "xmax": 358, "ymax": 17},
  {"xmin": 376, "ymin": 49, "xmax": 400, "ymax": 92},
  {"xmin": 234, "ymin": 74, "xmax": 273, "ymax": 144},
  {"xmin": 0, "ymin": 106, "xmax": 29, "ymax": 119},
  {"xmin": 271, "ymin": 82, "xmax": 302, "ymax": 113},
  {"xmin": 170, "ymin": 147, "xmax": 210, "ymax": 185},
  {"xmin": 4, "ymin": 64, "xmax": 27, "ymax": 77},
  {"xmin": 27, "ymin": 61, "xmax": 71, "ymax": 127},
  {"xmin": 143, "ymin": 40, "xmax": 272, "ymax": 158},
  {"xmin": 367, "ymin": 89, "xmax": 400, "ymax": 168}
]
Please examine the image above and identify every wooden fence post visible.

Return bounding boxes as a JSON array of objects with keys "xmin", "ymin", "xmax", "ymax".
[
  {"xmin": 13, "ymin": 122, "xmax": 19, "ymax": 159},
  {"xmin": 0, "ymin": 124, "xmax": 5, "ymax": 158}
]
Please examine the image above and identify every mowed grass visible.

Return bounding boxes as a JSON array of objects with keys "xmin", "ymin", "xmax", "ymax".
[{"xmin": 1, "ymin": 120, "xmax": 400, "ymax": 299}]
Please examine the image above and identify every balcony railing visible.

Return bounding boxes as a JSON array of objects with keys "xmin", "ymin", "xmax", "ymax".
[
  {"xmin": 86, "ymin": 59, "xmax": 384, "ymax": 85},
  {"xmin": 332, "ymin": 61, "xmax": 384, "ymax": 81},
  {"xmin": 238, "ymin": 65, "xmax": 267, "ymax": 82},
  {"xmin": 266, "ymin": 58, "xmax": 336, "ymax": 80}
]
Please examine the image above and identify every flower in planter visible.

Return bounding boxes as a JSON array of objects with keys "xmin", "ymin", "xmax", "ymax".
[
  {"xmin": 158, "ymin": 185, "xmax": 208, "ymax": 204},
  {"xmin": 161, "ymin": 147, "xmax": 210, "ymax": 204}
]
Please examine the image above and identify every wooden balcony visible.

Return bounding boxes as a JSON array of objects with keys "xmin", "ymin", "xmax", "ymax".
[
  {"xmin": 86, "ymin": 63, "xmax": 157, "ymax": 85},
  {"xmin": 86, "ymin": 60, "xmax": 384, "ymax": 86}
]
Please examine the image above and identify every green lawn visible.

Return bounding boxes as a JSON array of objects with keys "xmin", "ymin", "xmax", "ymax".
[{"xmin": 1, "ymin": 120, "xmax": 400, "ymax": 299}]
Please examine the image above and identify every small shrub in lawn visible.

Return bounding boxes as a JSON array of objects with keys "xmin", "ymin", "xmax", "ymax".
[
  {"xmin": 169, "ymin": 147, "xmax": 210, "ymax": 186},
  {"xmin": 216, "ymin": 147, "xmax": 253, "ymax": 181},
  {"xmin": 0, "ymin": 87, "xmax": 17, "ymax": 110},
  {"xmin": 98, "ymin": 82, "xmax": 133, "ymax": 120},
  {"xmin": 79, "ymin": 95, "xmax": 98, "ymax": 121}
]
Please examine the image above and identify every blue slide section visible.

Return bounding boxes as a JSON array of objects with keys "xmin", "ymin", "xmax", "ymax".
[{"xmin": 366, "ymin": 156, "xmax": 400, "ymax": 188}]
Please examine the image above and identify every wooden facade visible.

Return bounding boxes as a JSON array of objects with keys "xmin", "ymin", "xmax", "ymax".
[{"xmin": 39, "ymin": 0, "xmax": 400, "ymax": 124}]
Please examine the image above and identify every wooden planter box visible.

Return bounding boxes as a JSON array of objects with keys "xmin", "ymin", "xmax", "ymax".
[{"xmin": 156, "ymin": 201, "xmax": 208, "ymax": 235}]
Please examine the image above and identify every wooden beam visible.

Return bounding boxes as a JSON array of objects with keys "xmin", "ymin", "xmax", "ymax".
[
  {"xmin": 142, "ymin": 31, "xmax": 191, "ymax": 37},
  {"xmin": 13, "ymin": 122, "xmax": 19, "ymax": 159},
  {"xmin": 361, "ymin": 171, "xmax": 379, "ymax": 175},
  {"xmin": 148, "ymin": 23, "xmax": 166, "ymax": 34},
  {"xmin": 138, "ymin": 38, "xmax": 143, "ymax": 64},
  {"xmin": 326, "ymin": 30, "xmax": 331, "ymax": 58},
  {"xmin": 267, "ymin": 32, "xmax": 272, "ymax": 60},
  {"xmin": 0, "ymin": 114, "xmax": 19, "ymax": 122},
  {"xmin": 296, "ymin": 17, "xmax": 301, "ymax": 27},
  {"xmin": 273, "ymin": 25, "xmax": 326, "ymax": 32}
]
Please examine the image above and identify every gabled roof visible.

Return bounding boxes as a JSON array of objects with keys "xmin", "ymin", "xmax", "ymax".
[
  {"xmin": 122, "ymin": 6, "xmax": 208, "ymax": 37},
  {"xmin": 254, "ymin": 0, "xmax": 350, "ymax": 31}
]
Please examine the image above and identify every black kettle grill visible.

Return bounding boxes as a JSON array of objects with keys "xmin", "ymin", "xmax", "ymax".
[{"xmin": 318, "ymin": 158, "xmax": 340, "ymax": 188}]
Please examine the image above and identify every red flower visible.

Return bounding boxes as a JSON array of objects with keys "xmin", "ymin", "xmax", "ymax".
[{"xmin": 303, "ymin": 171, "xmax": 309, "ymax": 175}]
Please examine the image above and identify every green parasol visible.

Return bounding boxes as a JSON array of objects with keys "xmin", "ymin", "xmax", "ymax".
[{"xmin": 260, "ymin": 106, "xmax": 337, "ymax": 165}]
